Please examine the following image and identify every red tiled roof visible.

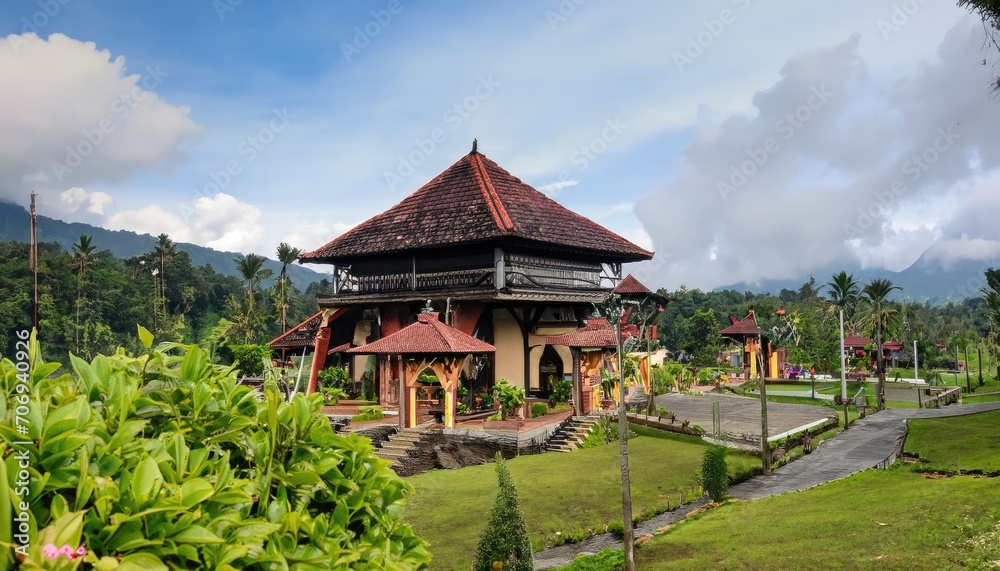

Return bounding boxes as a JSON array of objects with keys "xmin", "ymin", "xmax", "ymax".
[
  {"xmin": 843, "ymin": 336, "xmax": 874, "ymax": 348},
  {"xmin": 545, "ymin": 317, "xmax": 637, "ymax": 348},
  {"xmin": 327, "ymin": 342, "xmax": 351, "ymax": 355},
  {"xmin": 613, "ymin": 274, "xmax": 651, "ymax": 295},
  {"xmin": 268, "ymin": 312, "xmax": 322, "ymax": 349},
  {"xmin": 720, "ymin": 311, "xmax": 759, "ymax": 338},
  {"xmin": 301, "ymin": 149, "xmax": 653, "ymax": 263},
  {"xmin": 882, "ymin": 341, "xmax": 904, "ymax": 351},
  {"xmin": 347, "ymin": 313, "xmax": 495, "ymax": 355}
]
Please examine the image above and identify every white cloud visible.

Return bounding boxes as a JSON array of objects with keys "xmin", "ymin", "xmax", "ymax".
[
  {"xmin": 105, "ymin": 193, "xmax": 265, "ymax": 253},
  {"xmin": 634, "ymin": 17, "xmax": 1000, "ymax": 289},
  {"xmin": 58, "ymin": 186, "xmax": 113, "ymax": 215},
  {"xmin": 283, "ymin": 221, "xmax": 357, "ymax": 253},
  {"xmin": 0, "ymin": 33, "xmax": 201, "ymax": 204}
]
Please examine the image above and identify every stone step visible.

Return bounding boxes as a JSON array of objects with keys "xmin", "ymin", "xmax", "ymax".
[
  {"xmin": 377, "ymin": 449, "xmax": 412, "ymax": 460},
  {"xmin": 388, "ymin": 435, "xmax": 422, "ymax": 444},
  {"xmin": 548, "ymin": 445, "xmax": 575, "ymax": 452},
  {"xmin": 379, "ymin": 444, "xmax": 415, "ymax": 454}
]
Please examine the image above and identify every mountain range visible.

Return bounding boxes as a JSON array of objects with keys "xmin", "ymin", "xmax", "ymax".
[
  {"xmin": 0, "ymin": 201, "xmax": 329, "ymax": 290},
  {"xmin": 719, "ymin": 250, "xmax": 996, "ymax": 303}
]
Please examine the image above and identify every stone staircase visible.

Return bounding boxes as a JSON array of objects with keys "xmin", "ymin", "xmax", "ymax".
[
  {"xmin": 546, "ymin": 416, "xmax": 600, "ymax": 452},
  {"xmin": 375, "ymin": 427, "xmax": 427, "ymax": 468}
]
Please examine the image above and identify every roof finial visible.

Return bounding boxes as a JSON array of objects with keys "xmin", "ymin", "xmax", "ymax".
[
  {"xmin": 422, "ymin": 299, "xmax": 434, "ymax": 313},
  {"xmin": 471, "ymin": 138, "xmax": 478, "ymax": 154}
]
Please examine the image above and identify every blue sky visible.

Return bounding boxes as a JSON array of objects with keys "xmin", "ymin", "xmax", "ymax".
[{"xmin": 2, "ymin": 1, "xmax": 999, "ymax": 290}]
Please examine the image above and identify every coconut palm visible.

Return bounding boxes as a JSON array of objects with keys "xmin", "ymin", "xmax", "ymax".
[
  {"xmin": 275, "ymin": 242, "xmax": 302, "ymax": 333},
  {"xmin": 151, "ymin": 233, "xmax": 176, "ymax": 307},
  {"xmin": 234, "ymin": 253, "xmax": 274, "ymax": 315},
  {"xmin": 71, "ymin": 234, "xmax": 96, "ymax": 353},
  {"xmin": 981, "ymin": 268, "xmax": 1000, "ymax": 378},
  {"xmin": 824, "ymin": 271, "xmax": 860, "ymax": 332},
  {"xmin": 862, "ymin": 277, "xmax": 901, "ymax": 410}
]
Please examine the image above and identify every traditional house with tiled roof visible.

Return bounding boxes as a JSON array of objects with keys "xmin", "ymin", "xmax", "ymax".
[
  {"xmin": 720, "ymin": 309, "xmax": 785, "ymax": 379},
  {"xmin": 295, "ymin": 143, "xmax": 653, "ymax": 421}
]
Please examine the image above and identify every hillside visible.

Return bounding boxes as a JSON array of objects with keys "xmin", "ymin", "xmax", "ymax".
[{"xmin": 0, "ymin": 201, "xmax": 328, "ymax": 290}]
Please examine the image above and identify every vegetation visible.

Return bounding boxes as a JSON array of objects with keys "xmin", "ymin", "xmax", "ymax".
[
  {"xmin": 700, "ymin": 446, "xmax": 729, "ymax": 502},
  {"xmin": 531, "ymin": 402, "xmax": 548, "ymax": 418},
  {"xmin": 0, "ymin": 238, "xmax": 329, "ymax": 366},
  {"xmin": 493, "ymin": 378, "xmax": 526, "ymax": 419},
  {"xmin": 0, "ymin": 330, "xmax": 429, "ymax": 569},
  {"xmin": 351, "ymin": 405, "xmax": 385, "ymax": 422},
  {"xmin": 403, "ymin": 429, "xmax": 759, "ymax": 569},
  {"xmin": 905, "ymin": 410, "xmax": 1000, "ymax": 473},
  {"xmin": 473, "ymin": 454, "xmax": 533, "ymax": 571},
  {"xmin": 227, "ymin": 343, "xmax": 272, "ymax": 377}
]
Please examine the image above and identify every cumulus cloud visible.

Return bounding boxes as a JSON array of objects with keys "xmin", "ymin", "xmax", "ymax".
[
  {"xmin": 0, "ymin": 33, "xmax": 201, "ymax": 202},
  {"xmin": 59, "ymin": 186, "xmax": 113, "ymax": 215},
  {"xmin": 283, "ymin": 221, "xmax": 357, "ymax": 254},
  {"xmin": 635, "ymin": 18, "xmax": 1000, "ymax": 289},
  {"xmin": 105, "ymin": 193, "xmax": 265, "ymax": 253}
]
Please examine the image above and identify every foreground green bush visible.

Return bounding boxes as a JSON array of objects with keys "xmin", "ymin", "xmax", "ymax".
[
  {"xmin": 0, "ymin": 329, "xmax": 429, "ymax": 569},
  {"xmin": 473, "ymin": 453, "xmax": 533, "ymax": 571}
]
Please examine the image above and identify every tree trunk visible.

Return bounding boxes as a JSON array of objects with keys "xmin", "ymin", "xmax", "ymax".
[
  {"xmin": 875, "ymin": 318, "xmax": 885, "ymax": 410},
  {"xmin": 616, "ymin": 324, "xmax": 635, "ymax": 571}
]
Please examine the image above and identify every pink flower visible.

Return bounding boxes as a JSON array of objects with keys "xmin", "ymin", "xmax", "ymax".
[
  {"xmin": 43, "ymin": 544, "xmax": 58, "ymax": 559},
  {"xmin": 76, "ymin": 546, "xmax": 86, "ymax": 557},
  {"xmin": 58, "ymin": 545, "xmax": 73, "ymax": 557}
]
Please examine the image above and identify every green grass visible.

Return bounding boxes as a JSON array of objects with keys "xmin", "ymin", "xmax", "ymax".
[
  {"xmin": 905, "ymin": 410, "xmax": 1000, "ymax": 473},
  {"xmin": 403, "ymin": 430, "xmax": 759, "ymax": 570},
  {"xmin": 962, "ymin": 392, "xmax": 1000, "ymax": 404},
  {"xmin": 626, "ymin": 469, "xmax": 1000, "ymax": 570}
]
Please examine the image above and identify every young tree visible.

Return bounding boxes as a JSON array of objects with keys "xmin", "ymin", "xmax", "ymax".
[
  {"xmin": 151, "ymin": 233, "xmax": 176, "ymax": 313},
  {"xmin": 473, "ymin": 453, "xmax": 533, "ymax": 571},
  {"xmin": 232, "ymin": 253, "xmax": 274, "ymax": 343},
  {"xmin": 981, "ymin": 267, "xmax": 1000, "ymax": 378},
  {"xmin": 862, "ymin": 278, "xmax": 902, "ymax": 410}
]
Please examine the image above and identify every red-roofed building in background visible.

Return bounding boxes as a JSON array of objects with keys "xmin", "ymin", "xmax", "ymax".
[
  {"xmin": 294, "ymin": 143, "xmax": 654, "ymax": 421},
  {"xmin": 719, "ymin": 309, "xmax": 785, "ymax": 379}
]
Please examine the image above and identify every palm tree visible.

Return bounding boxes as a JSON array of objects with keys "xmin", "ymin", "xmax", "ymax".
[
  {"xmin": 152, "ymin": 234, "xmax": 176, "ymax": 310},
  {"xmin": 981, "ymin": 268, "xmax": 1000, "ymax": 379},
  {"xmin": 862, "ymin": 278, "xmax": 901, "ymax": 410},
  {"xmin": 234, "ymin": 253, "xmax": 274, "ymax": 316},
  {"xmin": 71, "ymin": 234, "xmax": 96, "ymax": 353},
  {"xmin": 275, "ymin": 242, "xmax": 302, "ymax": 333},
  {"xmin": 824, "ymin": 271, "xmax": 860, "ymax": 332}
]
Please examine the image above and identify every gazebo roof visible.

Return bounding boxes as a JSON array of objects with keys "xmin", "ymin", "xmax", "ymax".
[
  {"xmin": 347, "ymin": 313, "xmax": 495, "ymax": 355},
  {"xmin": 546, "ymin": 317, "xmax": 639, "ymax": 348},
  {"xmin": 300, "ymin": 145, "xmax": 653, "ymax": 264},
  {"xmin": 720, "ymin": 310, "xmax": 760, "ymax": 338},
  {"xmin": 268, "ymin": 312, "xmax": 322, "ymax": 349},
  {"xmin": 882, "ymin": 341, "xmax": 904, "ymax": 351}
]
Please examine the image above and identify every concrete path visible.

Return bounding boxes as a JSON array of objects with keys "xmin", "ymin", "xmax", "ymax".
[
  {"xmin": 533, "ymin": 401, "xmax": 1000, "ymax": 569},
  {"xmin": 652, "ymin": 393, "xmax": 835, "ymax": 443}
]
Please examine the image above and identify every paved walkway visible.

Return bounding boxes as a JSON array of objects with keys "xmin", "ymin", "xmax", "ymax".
[
  {"xmin": 533, "ymin": 401, "xmax": 1000, "ymax": 569},
  {"xmin": 652, "ymin": 393, "xmax": 835, "ymax": 442}
]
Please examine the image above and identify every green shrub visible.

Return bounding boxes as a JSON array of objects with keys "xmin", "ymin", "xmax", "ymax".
[
  {"xmin": 493, "ymin": 378, "xmax": 526, "ymax": 419},
  {"xmin": 560, "ymin": 548, "xmax": 625, "ymax": 571},
  {"xmin": 551, "ymin": 378, "xmax": 572, "ymax": 402},
  {"xmin": 228, "ymin": 343, "xmax": 271, "ymax": 377},
  {"xmin": 531, "ymin": 402, "xmax": 548, "ymax": 418},
  {"xmin": 321, "ymin": 386, "xmax": 346, "ymax": 404},
  {"xmin": 702, "ymin": 445, "xmax": 729, "ymax": 502},
  {"xmin": 0, "ymin": 329, "xmax": 430, "ymax": 569},
  {"xmin": 317, "ymin": 365, "xmax": 350, "ymax": 390},
  {"xmin": 352, "ymin": 405, "xmax": 384, "ymax": 422},
  {"xmin": 472, "ymin": 453, "xmax": 533, "ymax": 571},
  {"xmin": 457, "ymin": 402, "xmax": 470, "ymax": 415}
]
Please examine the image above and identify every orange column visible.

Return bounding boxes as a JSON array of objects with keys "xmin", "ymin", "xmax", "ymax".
[{"xmin": 307, "ymin": 326, "xmax": 331, "ymax": 395}]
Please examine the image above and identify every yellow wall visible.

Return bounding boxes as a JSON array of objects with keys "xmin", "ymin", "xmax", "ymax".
[
  {"xmin": 528, "ymin": 325, "xmax": 574, "ymax": 390},
  {"xmin": 493, "ymin": 309, "xmax": 525, "ymax": 387}
]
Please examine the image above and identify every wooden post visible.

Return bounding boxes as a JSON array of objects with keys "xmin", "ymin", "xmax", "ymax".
[
  {"xmin": 965, "ymin": 345, "xmax": 972, "ymax": 393},
  {"xmin": 758, "ymin": 336, "xmax": 770, "ymax": 474}
]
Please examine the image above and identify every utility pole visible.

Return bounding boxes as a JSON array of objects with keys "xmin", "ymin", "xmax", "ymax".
[
  {"xmin": 758, "ymin": 333, "xmax": 770, "ymax": 474},
  {"xmin": 965, "ymin": 345, "xmax": 971, "ymax": 394},
  {"xmin": 978, "ymin": 345, "xmax": 984, "ymax": 387},
  {"xmin": 30, "ymin": 192, "xmax": 39, "ymax": 332}
]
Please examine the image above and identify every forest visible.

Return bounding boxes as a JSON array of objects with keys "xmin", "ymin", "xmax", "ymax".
[{"xmin": 0, "ymin": 234, "xmax": 330, "ymax": 364}]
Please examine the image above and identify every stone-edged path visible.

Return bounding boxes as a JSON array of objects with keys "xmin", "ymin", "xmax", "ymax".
[{"xmin": 533, "ymin": 401, "xmax": 1000, "ymax": 569}]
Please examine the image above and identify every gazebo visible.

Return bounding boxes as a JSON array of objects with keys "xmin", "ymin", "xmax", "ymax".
[
  {"xmin": 720, "ymin": 309, "xmax": 784, "ymax": 379},
  {"xmin": 546, "ymin": 317, "xmax": 620, "ymax": 414},
  {"xmin": 347, "ymin": 307, "xmax": 495, "ymax": 429}
]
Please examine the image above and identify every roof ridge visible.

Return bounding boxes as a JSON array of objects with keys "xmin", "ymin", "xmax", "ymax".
[{"xmin": 470, "ymin": 153, "xmax": 514, "ymax": 233}]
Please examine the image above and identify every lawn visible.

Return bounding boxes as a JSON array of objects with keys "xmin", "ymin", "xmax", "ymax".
[
  {"xmin": 962, "ymin": 392, "xmax": 1000, "ymax": 404},
  {"xmin": 904, "ymin": 409, "xmax": 1000, "ymax": 473},
  {"xmin": 630, "ymin": 469, "xmax": 1000, "ymax": 570},
  {"xmin": 402, "ymin": 429, "xmax": 759, "ymax": 570}
]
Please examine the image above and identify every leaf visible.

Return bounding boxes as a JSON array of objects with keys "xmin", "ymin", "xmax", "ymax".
[
  {"xmin": 130, "ymin": 456, "xmax": 163, "ymax": 503},
  {"xmin": 137, "ymin": 325, "xmax": 154, "ymax": 350},
  {"xmin": 180, "ymin": 478, "xmax": 215, "ymax": 508},
  {"xmin": 117, "ymin": 552, "xmax": 169, "ymax": 571},
  {"xmin": 171, "ymin": 525, "xmax": 224, "ymax": 544}
]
